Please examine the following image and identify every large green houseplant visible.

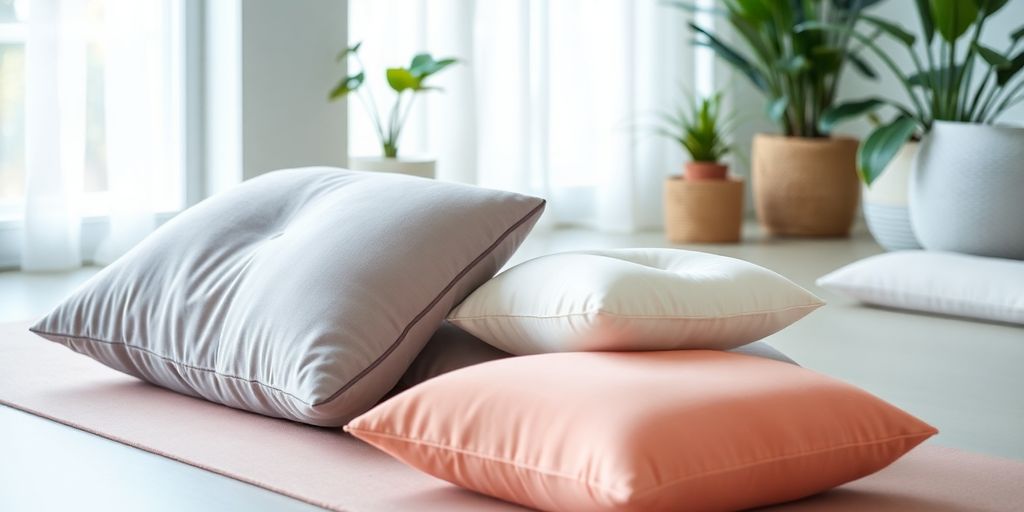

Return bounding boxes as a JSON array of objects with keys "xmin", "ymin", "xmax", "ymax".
[
  {"xmin": 670, "ymin": 0, "xmax": 880, "ymax": 237},
  {"xmin": 812, "ymin": 0, "xmax": 1024, "ymax": 257},
  {"xmin": 330, "ymin": 43, "xmax": 457, "ymax": 178}
]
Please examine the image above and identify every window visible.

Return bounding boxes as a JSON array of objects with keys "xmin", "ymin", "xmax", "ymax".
[
  {"xmin": 0, "ymin": 0, "xmax": 185, "ymax": 223},
  {"xmin": 0, "ymin": 0, "xmax": 26, "ymax": 218}
]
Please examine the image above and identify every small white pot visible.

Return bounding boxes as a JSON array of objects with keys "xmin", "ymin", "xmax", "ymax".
[
  {"xmin": 910, "ymin": 121, "xmax": 1024, "ymax": 259},
  {"xmin": 348, "ymin": 156, "xmax": 436, "ymax": 179},
  {"xmin": 862, "ymin": 142, "xmax": 921, "ymax": 251}
]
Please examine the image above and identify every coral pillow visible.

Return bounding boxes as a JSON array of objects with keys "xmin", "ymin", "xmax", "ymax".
[
  {"xmin": 31, "ymin": 168, "xmax": 544, "ymax": 426},
  {"xmin": 448, "ymin": 249, "xmax": 823, "ymax": 354},
  {"xmin": 347, "ymin": 351, "xmax": 936, "ymax": 512}
]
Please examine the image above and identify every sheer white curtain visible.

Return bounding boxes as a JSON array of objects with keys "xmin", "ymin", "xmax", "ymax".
[
  {"xmin": 20, "ymin": 0, "xmax": 182, "ymax": 271},
  {"xmin": 348, "ymin": 0, "xmax": 699, "ymax": 232}
]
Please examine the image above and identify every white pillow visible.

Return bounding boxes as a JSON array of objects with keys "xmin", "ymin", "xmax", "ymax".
[
  {"xmin": 447, "ymin": 249, "xmax": 823, "ymax": 354},
  {"xmin": 817, "ymin": 250, "xmax": 1024, "ymax": 324}
]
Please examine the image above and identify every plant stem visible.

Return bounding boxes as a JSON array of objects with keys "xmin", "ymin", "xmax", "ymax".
[
  {"xmin": 967, "ymin": 72, "xmax": 992, "ymax": 121},
  {"xmin": 956, "ymin": 12, "xmax": 986, "ymax": 120},
  {"xmin": 356, "ymin": 91, "xmax": 386, "ymax": 144},
  {"xmin": 986, "ymin": 80, "xmax": 1024, "ymax": 123},
  {"xmin": 354, "ymin": 53, "xmax": 384, "ymax": 132},
  {"xmin": 958, "ymin": 58, "xmax": 974, "ymax": 120},
  {"xmin": 841, "ymin": 28, "xmax": 930, "ymax": 127},
  {"xmin": 383, "ymin": 93, "xmax": 403, "ymax": 157}
]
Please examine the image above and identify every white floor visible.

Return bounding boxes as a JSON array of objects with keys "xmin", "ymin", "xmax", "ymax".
[{"xmin": 2, "ymin": 224, "xmax": 1023, "ymax": 511}]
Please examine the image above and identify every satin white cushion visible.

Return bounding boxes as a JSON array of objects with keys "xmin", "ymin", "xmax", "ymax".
[
  {"xmin": 817, "ymin": 250, "xmax": 1024, "ymax": 325},
  {"xmin": 448, "ymin": 249, "xmax": 822, "ymax": 354}
]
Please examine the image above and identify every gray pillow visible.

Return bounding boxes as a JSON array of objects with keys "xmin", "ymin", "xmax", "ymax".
[
  {"xmin": 394, "ymin": 323, "xmax": 798, "ymax": 396},
  {"xmin": 393, "ymin": 322, "xmax": 512, "ymax": 394},
  {"xmin": 31, "ymin": 168, "xmax": 545, "ymax": 426},
  {"xmin": 730, "ymin": 341, "xmax": 797, "ymax": 365}
]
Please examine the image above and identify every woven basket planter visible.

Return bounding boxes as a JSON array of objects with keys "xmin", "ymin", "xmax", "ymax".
[
  {"xmin": 664, "ymin": 176, "xmax": 744, "ymax": 243},
  {"xmin": 751, "ymin": 135, "xmax": 859, "ymax": 237}
]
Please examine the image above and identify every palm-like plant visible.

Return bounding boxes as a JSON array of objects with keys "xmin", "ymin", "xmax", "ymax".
[
  {"xmin": 812, "ymin": 0, "xmax": 1024, "ymax": 185},
  {"xmin": 668, "ymin": 0, "xmax": 880, "ymax": 138},
  {"xmin": 656, "ymin": 92, "xmax": 732, "ymax": 163},
  {"xmin": 329, "ymin": 42, "xmax": 457, "ymax": 158}
]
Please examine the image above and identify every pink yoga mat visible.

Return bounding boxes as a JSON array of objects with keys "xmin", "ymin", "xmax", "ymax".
[{"xmin": 1, "ymin": 321, "xmax": 1022, "ymax": 511}]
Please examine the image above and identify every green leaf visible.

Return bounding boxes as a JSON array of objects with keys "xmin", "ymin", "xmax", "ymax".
[
  {"xmin": 996, "ymin": 50, "xmax": 1024, "ymax": 86},
  {"xmin": 831, "ymin": 0, "xmax": 887, "ymax": 10},
  {"xmin": 860, "ymin": 15, "xmax": 916, "ymax": 46},
  {"xmin": 408, "ymin": 54, "xmax": 458, "ymax": 79},
  {"xmin": 848, "ymin": 52, "xmax": 878, "ymax": 79},
  {"xmin": 386, "ymin": 68, "xmax": 421, "ymax": 92},
  {"xmin": 974, "ymin": 43, "xmax": 1010, "ymax": 67},
  {"xmin": 767, "ymin": 96, "xmax": 789, "ymax": 124},
  {"xmin": 818, "ymin": 98, "xmax": 887, "ymax": 134},
  {"xmin": 914, "ymin": 0, "xmax": 935, "ymax": 43},
  {"xmin": 908, "ymin": 65, "xmax": 963, "ymax": 86},
  {"xmin": 979, "ymin": 0, "xmax": 1009, "ymax": 15},
  {"xmin": 929, "ymin": 0, "xmax": 978, "ymax": 43},
  {"xmin": 809, "ymin": 46, "xmax": 843, "ymax": 74},
  {"xmin": 689, "ymin": 22, "xmax": 768, "ymax": 92},
  {"xmin": 858, "ymin": 116, "xmax": 919, "ymax": 186},
  {"xmin": 732, "ymin": 0, "xmax": 774, "ymax": 22},
  {"xmin": 654, "ymin": 92, "xmax": 731, "ymax": 162},
  {"xmin": 776, "ymin": 54, "xmax": 810, "ymax": 74},
  {"xmin": 1010, "ymin": 24, "xmax": 1024, "ymax": 43},
  {"xmin": 328, "ymin": 71, "xmax": 364, "ymax": 100},
  {"xmin": 335, "ymin": 41, "xmax": 362, "ymax": 62}
]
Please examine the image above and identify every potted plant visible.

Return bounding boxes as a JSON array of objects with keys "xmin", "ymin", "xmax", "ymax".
[
  {"xmin": 657, "ymin": 92, "xmax": 744, "ymax": 243},
  {"xmin": 670, "ymin": 0, "xmax": 878, "ymax": 237},
  {"xmin": 330, "ymin": 42, "xmax": 457, "ymax": 178},
  {"xmin": 814, "ymin": 0, "xmax": 1024, "ymax": 258}
]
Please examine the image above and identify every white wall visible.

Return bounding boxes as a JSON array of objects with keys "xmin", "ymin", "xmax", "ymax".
[{"xmin": 204, "ymin": 0, "xmax": 348, "ymax": 197}]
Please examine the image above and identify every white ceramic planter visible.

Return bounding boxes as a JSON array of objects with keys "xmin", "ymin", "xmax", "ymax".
[
  {"xmin": 910, "ymin": 121, "xmax": 1024, "ymax": 259},
  {"xmin": 863, "ymin": 142, "xmax": 921, "ymax": 251},
  {"xmin": 348, "ymin": 156, "xmax": 436, "ymax": 179}
]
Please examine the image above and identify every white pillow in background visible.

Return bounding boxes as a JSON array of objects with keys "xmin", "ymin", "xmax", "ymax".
[
  {"xmin": 817, "ymin": 251, "xmax": 1024, "ymax": 325},
  {"xmin": 448, "ymin": 249, "xmax": 823, "ymax": 354}
]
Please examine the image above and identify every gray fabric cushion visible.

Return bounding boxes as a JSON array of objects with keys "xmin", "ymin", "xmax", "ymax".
[
  {"xmin": 31, "ymin": 168, "xmax": 545, "ymax": 426},
  {"xmin": 393, "ymin": 322, "xmax": 512, "ymax": 394},
  {"xmin": 730, "ymin": 341, "xmax": 797, "ymax": 365}
]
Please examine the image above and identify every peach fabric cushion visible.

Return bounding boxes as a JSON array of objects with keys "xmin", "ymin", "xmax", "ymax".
[{"xmin": 346, "ymin": 351, "xmax": 937, "ymax": 512}]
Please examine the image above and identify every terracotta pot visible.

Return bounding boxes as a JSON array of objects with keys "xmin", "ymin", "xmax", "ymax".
[
  {"xmin": 684, "ymin": 161, "xmax": 728, "ymax": 180},
  {"xmin": 663, "ymin": 176, "xmax": 744, "ymax": 243},
  {"xmin": 751, "ymin": 134, "xmax": 859, "ymax": 237}
]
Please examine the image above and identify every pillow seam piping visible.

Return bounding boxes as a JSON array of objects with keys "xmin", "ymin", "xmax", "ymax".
[
  {"xmin": 347, "ymin": 427, "xmax": 934, "ymax": 500},
  {"xmin": 313, "ymin": 199, "xmax": 546, "ymax": 407}
]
